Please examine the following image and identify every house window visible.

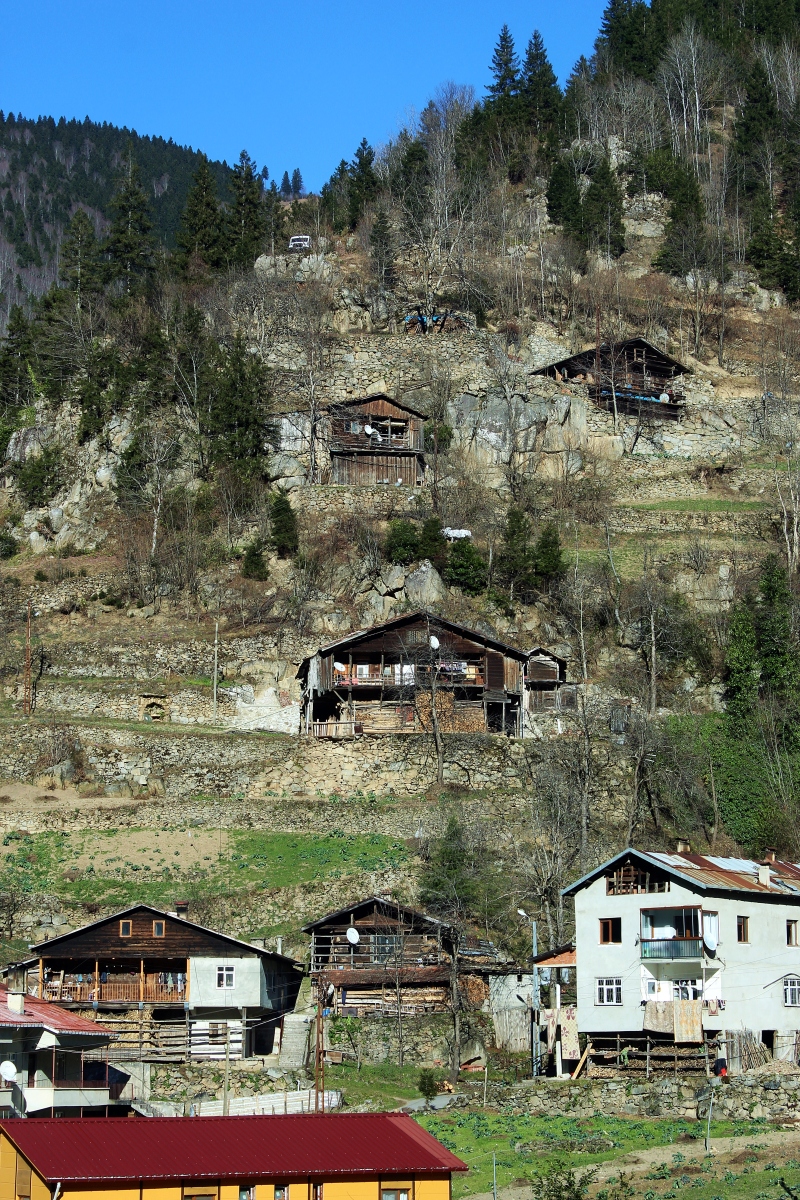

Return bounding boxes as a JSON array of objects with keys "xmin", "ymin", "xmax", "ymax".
[
  {"xmin": 382, "ymin": 1191, "xmax": 410, "ymax": 1200},
  {"xmin": 737, "ymin": 915, "xmax": 749, "ymax": 943},
  {"xmin": 599, "ymin": 918, "xmax": 622, "ymax": 944},
  {"xmin": 314, "ymin": 1186, "xmax": 323, "ymax": 1200},
  {"xmin": 596, "ymin": 977, "xmax": 622, "ymax": 1005},
  {"xmin": 788, "ymin": 921, "xmax": 798, "ymax": 947},
  {"xmin": 275, "ymin": 1189, "xmax": 289, "ymax": 1200},
  {"xmin": 119, "ymin": 920, "xmax": 132, "ymax": 938},
  {"xmin": 153, "ymin": 920, "xmax": 165, "ymax": 938},
  {"xmin": 216, "ymin": 965, "xmax": 235, "ymax": 989},
  {"xmin": 673, "ymin": 979, "xmax": 702, "ymax": 1000},
  {"xmin": 785, "ymin": 977, "xmax": 800, "ymax": 1006},
  {"xmin": 239, "ymin": 1189, "xmax": 255, "ymax": 1200}
]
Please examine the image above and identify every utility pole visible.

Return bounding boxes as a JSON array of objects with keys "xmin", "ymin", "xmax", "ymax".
[
  {"xmin": 221, "ymin": 1022, "xmax": 227, "ymax": 1113},
  {"xmin": 212, "ymin": 621, "xmax": 219, "ymax": 722},
  {"xmin": 314, "ymin": 999, "xmax": 325, "ymax": 1112},
  {"xmin": 22, "ymin": 600, "xmax": 32, "ymax": 718}
]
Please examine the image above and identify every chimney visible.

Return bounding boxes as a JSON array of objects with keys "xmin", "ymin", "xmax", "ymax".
[
  {"xmin": 276, "ymin": 937, "xmax": 283, "ymax": 956},
  {"xmin": 175, "ymin": 900, "xmax": 189, "ymax": 919},
  {"xmin": 758, "ymin": 864, "xmax": 771, "ymax": 886},
  {"xmin": 764, "ymin": 848, "xmax": 777, "ymax": 863},
  {"xmin": 676, "ymin": 838, "xmax": 691, "ymax": 853},
  {"xmin": 6, "ymin": 993, "xmax": 24, "ymax": 1015}
]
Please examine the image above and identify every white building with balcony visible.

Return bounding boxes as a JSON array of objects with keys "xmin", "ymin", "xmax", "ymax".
[{"xmin": 564, "ymin": 847, "xmax": 800, "ymax": 1049}]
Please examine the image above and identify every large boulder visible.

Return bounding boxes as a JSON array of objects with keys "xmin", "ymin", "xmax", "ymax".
[{"xmin": 404, "ymin": 560, "xmax": 446, "ymax": 607}]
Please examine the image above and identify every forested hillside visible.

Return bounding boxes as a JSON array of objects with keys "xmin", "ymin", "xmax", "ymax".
[{"xmin": 1, "ymin": 7, "xmax": 800, "ymax": 957}]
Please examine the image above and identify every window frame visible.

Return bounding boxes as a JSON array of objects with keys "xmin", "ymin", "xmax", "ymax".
[
  {"xmin": 596, "ymin": 977, "xmax": 623, "ymax": 1005},
  {"xmin": 152, "ymin": 920, "xmax": 165, "ymax": 938},
  {"xmin": 785, "ymin": 976, "xmax": 800, "ymax": 1006},
  {"xmin": 788, "ymin": 920, "xmax": 798, "ymax": 947},
  {"xmin": 599, "ymin": 917, "xmax": 622, "ymax": 944},
  {"xmin": 274, "ymin": 1188, "xmax": 289, "ymax": 1200},
  {"xmin": 216, "ymin": 964, "xmax": 235, "ymax": 990},
  {"xmin": 119, "ymin": 919, "xmax": 132, "ymax": 938},
  {"xmin": 737, "ymin": 915, "xmax": 750, "ymax": 943}
]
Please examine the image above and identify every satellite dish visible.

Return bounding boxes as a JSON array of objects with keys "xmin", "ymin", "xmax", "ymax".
[
  {"xmin": 704, "ymin": 932, "xmax": 718, "ymax": 954},
  {"xmin": 334, "ymin": 661, "xmax": 345, "ymax": 672},
  {"xmin": 0, "ymin": 1062, "xmax": 16, "ymax": 1082},
  {"xmin": 346, "ymin": 927, "xmax": 360, "ymax": 945},
  {"xmin": 430, "ymin": 636, "xmax": 440, "ymax": 650},
  {"xmin": 364, "ymin": 425, "xmax": 374, "ymax": 435},
  {"xmin": 396, "ymin": 479, "xmax": 403, "ymax": 486}
]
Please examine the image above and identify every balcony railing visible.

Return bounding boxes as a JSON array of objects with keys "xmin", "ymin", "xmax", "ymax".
[
  {"xmin": 641, "ymin": 938, "xmax": 703, "ymax": 960},
  {"xmin": 35, "ymin": 982, "xmax": 186, "ymax": 1003}
]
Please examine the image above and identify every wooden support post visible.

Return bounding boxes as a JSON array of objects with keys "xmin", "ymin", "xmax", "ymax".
[
  {"xmin": 646, "ymin": 1035, "xmax": 650, "ymax": 1080},
  {"xmin": 38, "ymin": 958, "xmax": 43, "ymax": 999},
  {"xmin": 140, "ymin": 959, "xmax": 144, "ymax": 1003},
  {"xmin": 94, "ymin": 960, "xmax": 99, "ymax": 1003}
]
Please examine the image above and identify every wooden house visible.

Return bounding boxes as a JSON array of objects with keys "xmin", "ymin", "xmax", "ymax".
[
  {"xmin": 0, "ymin": 1112, "xmax": 467, "ymax": 1200},
  {"xmin": 304, "ymin": 897, "xmax": 515, "ymax": 1016},
  {"xmin": 326, "ymin": 396, "xmax": 426, "ymax": 486},
  {"xmin": 15, "ymin": 903, "xmax": 302, "ymax": 1061},
  {"xmin": 533, "ymin": 338, "xmax": 689, "ymax": 421},
  {"xmin": 298, "ymin": 611, "xmax": 528, "ymax": 737},
  {"xmin": 525, "ymin": 647, "xmax": 576, "ymax": 712}
]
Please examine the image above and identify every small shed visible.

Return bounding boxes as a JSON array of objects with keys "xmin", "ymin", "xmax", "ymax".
[
  {"xmin": 525, "ymin": 647, "xmax": 575, "ymax": 712},
  {"xmin": 533, "ymin": 338, "xmax": 690, "ymax": 421},
  {"xmin": 327, "ymin": 395, "xmax": 426, "ymax": 486}
]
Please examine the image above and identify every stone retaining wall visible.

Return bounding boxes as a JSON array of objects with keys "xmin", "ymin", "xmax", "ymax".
[
  {"xmin": 482, "ymin": 1072, "xmax": 800, "ymax": 1121},
  {"xmin": 0, "ymin": 719, "xmax": 538, "ymax": 799}
]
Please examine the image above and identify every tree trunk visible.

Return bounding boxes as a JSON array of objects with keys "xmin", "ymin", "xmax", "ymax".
[
  {"xmin": 649, "ymin": 608, "xmax": 657, "ymax": 717},
  {"xmin": 449, "ymin": 949, "xmax": 461, "ymax": 1085}
]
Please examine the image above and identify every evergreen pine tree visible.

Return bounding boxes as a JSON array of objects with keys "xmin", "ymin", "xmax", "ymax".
[
  {"xmin": 595, "ymin": 0, "xmax": 655, "ymax": 79},
  {"xmin": 520, "ymin": 31, "xmax": 562, "ymax": 135},
  {"xmin": 280, "ymin": 171, "xmax": 292, "ymax": 200},
  {"xmin": 263, "ymin": 182, "xmax": 285, "ymax": 256},
  {"xmin": 385, "ymin": 520, "xmax": 420, "ymax": 564},
  {"xmin": 59, "ymin": 209, "xmax": 104, "ymax": 309},
  {"xmin": 241, "ymin": 539, "xmax": 269, "ymax": 580},
  {"xmin": 290, "ymin": 168, "xmax": 304, "ymax": 198},
  {"xmin": 735, "ymin": 61, "xmax": 780, "ymax": 192},
  {"xmin": 533, "ymin": 522, "xmax": 565, "ymax": 582},
  {"xmin": 0, "ymin": 305, "xmax": 33, "ymax": 414},
  {"xmin": 202, "ymin": 335, "xmax": 270, "ymax": 476},
  {"xmin": 418, "ymin": 517, "xmax": 447, "ymax": 570},
  {"xmin": 443, "ymin": 539, "xmax": 487, "ymax": 595},
  {"xmin": 106, "ymin": 154, "xmax": 156, "ymax": 294},
  {"xmin": 497, "ymin": 507, "xmax": 538, "ymax": 598},
  {"xmin": 582, "ymin": 158, "xmax": 625, "ymax": 257},
  {"xmin": 755, "ymin": 556, "xmax": 800, "ymax": 704},
  {"xmin": 348, "ymin": 138, "xmax": 379, "ymax": 229},
  {"xmin": 176, "ymin": 154, "xmax": 226, "ymax": 272},
  {"xmin": 546, "ymin": 157, "xmax": 582, "ymax": 237},
  {"xmin": 748, "ymin": 191, "xmax": 787, "ymax": 290},
  {"xmin": 270, "ymin": 492, "xmax": 299, "ymax": 557},
  {"xmin": 370, "ymin": 208, "xmax": 395, "ymax": 289},
  {"xmin": 488, "ymin": 25, "xmax": 520, "ymax": 99},
  {"xmin": 228, "ymin": 151, "xmax": 267, "ymax": 267}
]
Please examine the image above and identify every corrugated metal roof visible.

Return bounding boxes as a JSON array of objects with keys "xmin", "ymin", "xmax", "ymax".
[
  {"xmin": 0, "ymin": 988, "xmax": 109, "ymax": 1038},
  {"xmin": 563, "ymin": 847, "xmax": 800, "ymax": 899},
  {"xmin": 0, "ymin": 1114, "xmax": 468, "ymax": 1183}
]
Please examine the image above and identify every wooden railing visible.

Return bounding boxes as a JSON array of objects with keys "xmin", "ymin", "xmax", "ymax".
[{"xmin": 36, "ymin": 982, "xmax": 186, "ymax": 1003}]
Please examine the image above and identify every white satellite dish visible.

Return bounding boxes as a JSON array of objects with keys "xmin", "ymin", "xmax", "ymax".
[
  {"xmin": 0, "ymin": 1062, "xmax": 16, "ymax": 1082},
  {"xmin": 346, "ymin": 927, "xmax": 360, "ymax": 945},
  {"xmin": 430, "ymin": 636, "xmax": 440, "ymax": 650},
  {"xmin": 334, "ymin": 661, "xmax": 345, "ymax": 672},
  {"xmin": 364, "ymin": 425, "xmax": 374, "ymax": 436},
  {"xmin": 704, "ymin": 931, "xmax": 718, "ymax": 953}
]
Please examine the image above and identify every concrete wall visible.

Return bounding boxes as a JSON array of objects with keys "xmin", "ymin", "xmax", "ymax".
[
  {"xmin": 189, "ymin": 956, "xmax": 262, "ymax": 1009},
  {"xmin": 574, "ymin": 871, "xmax": 800, "ymax": 1035}
]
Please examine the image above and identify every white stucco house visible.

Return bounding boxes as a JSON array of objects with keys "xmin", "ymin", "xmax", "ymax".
[{"xmin": 563, "ymin": 846, "xmax": 800, "ymax": 1051}]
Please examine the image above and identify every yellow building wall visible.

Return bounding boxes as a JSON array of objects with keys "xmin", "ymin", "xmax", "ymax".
[
  {"xmin": 29, "ymin": 1174, "xmax": 48, "ymax": 1200},
  {"xmin": 142, "ymin": 1189, "xmax": 182, "ymax": 1200},
  {"xmin": 415, "ymin": 1179, "xmax": 450, "ymax": 1200},
  {"xmin": 64, "ymin": 1188, "xmax": 141, "ymax": 1200},
  {"xmin": 0, "ymin": 1133, "xmax": 16, "ymax": 1200},
  {"xmin": 322, "ymin": 1182, "xmax": 380, "ymax": 1200}
]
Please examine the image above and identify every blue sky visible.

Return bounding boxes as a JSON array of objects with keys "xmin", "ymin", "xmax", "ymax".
[{"xmin": 2, "ymin": 0, "xmax": 606, "ymax": 191}]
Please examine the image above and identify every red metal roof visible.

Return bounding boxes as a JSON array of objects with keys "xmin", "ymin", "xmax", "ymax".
[
  {"xmin": 0, "ymin": 987, "xmax": 108, "ymax": 1038},
  {"xmin": 0, "ymin": 1113, "xmax": 468, "ymax": 1183}
]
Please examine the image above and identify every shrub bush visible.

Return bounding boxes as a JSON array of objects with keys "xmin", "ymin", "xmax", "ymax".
[
  {"xmin": 385, "ymin": 519, "xmax": 419, "ymax": 564},
  {"xmin": 443, "ymin": 539, "xmax": 487, "ymax": 594},
  {"xmin": 0, "ymin": 531, "xmax": 17, "ymax": 560},
  {"xmin": 241, "ymin": 540, "xmax": 270, "ymax": 580},
  {"xmin": 270, "ymin": 493, "xmax": 299, "ymax": 558},
  {"xmin": 15, "ymin": 446, "xmax": 64, "ymax": 508}
]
